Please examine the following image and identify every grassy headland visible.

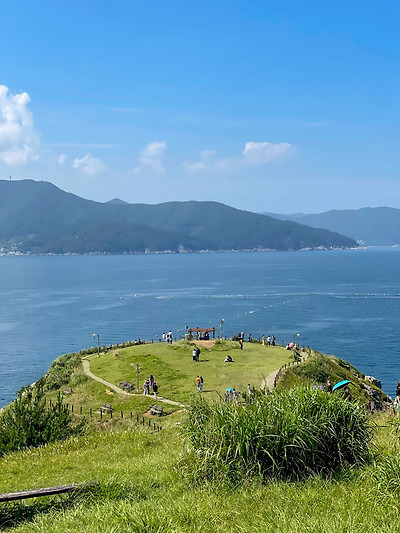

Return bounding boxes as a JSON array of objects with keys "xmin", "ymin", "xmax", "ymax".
[{"xmin": 0, "ymin": 340, "xmax": 398, "ymax": 532}]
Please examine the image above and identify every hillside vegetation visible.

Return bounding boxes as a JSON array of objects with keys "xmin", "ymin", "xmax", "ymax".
[
  {"xmin": 0, "ymin": 179, "xmax": 357, "ymax": 254},
  {"xmin": 261, "ymin": 206, "xmax": 400, "ymax": 246}
]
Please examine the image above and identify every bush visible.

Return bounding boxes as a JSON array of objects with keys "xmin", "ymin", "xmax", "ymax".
[
  {"xmin": 0, "ymin": 383, "xmax": 86, "ymax": 456},
  {"xmin": 43, "ymin": 352, "xmax": 82, "ymax": 390},
  {"xmin": 184, "ymin": 387, "xmax": 373, "ymax": 483}
]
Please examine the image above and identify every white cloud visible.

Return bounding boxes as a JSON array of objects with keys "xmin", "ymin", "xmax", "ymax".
[
  {"xmin": 134, "ymin": 141, "xmax": 166, "ymax": 174},
  {"xmin": 58, "ymin": 154, "xmax": 67, "ymax": 165},
  {"xmin": 0, "ymin": 85, "xmax": 40, "ymax": 165},
  {"xmin": 242, "ymin": 141, "xmax": 292, "ymax": 166},
  {"xmin": 73, "ymin": 153, "xmax": 105, "ymax": 176},
  {"xmin": 186, "ymin": 141, "xmax": 293, "ymax": 173}
]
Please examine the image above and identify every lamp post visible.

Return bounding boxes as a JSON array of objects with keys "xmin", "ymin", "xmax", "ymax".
[
  {"xmin": 93, "ymin": 333, "xmax": 100, "ymax": 357},
  {"xmin": 220, "ymin": 319, "xmax": 224, "ymax": 339},
  {"xmin": 293, "ymin": 333, "xmax": 300, "ymax": 347},
  {"xmin": 136, "ymin": 363, "xmax": 140, "ymax": 392}
]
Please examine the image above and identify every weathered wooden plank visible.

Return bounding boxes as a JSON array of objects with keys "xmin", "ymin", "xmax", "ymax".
[{"xmin": 0, "ymin": 482, "xmax": 98, "ymax": 502}]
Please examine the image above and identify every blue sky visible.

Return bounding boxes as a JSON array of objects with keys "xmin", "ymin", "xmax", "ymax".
[{"xmin": 0, "ymin": 0, "xmax": 399, "ymax": 212}]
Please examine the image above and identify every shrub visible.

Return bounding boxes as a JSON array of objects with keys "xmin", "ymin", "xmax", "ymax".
[
  {"xmin": 184, "ymin": 387, "xmax": 373, "ymax": 483},
  {"xmin": 43, "ymin": 352, "xmax": 82, "ymax": 390},
  {"xmin": 0, "ymin": 383, "xmax": 86, "ymax": 456}
]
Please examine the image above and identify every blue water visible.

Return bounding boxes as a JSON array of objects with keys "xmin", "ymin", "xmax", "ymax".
[{"xmin": 0, "ymin": 248, "xmax": 399, "ymax": 406}]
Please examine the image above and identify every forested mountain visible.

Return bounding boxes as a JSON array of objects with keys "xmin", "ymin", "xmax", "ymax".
[
  {"xmin": 0, "ymin": 180, "xmax": 357, "ymax": 253},
  {"xmin": 260, "ymin": 207, "xmax": 400, "ymax": 245}
]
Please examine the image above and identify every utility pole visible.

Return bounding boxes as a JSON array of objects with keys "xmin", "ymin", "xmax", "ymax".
[{"xmin": 136, "ymin": 363, "xmax": 140, "ymax": 391}]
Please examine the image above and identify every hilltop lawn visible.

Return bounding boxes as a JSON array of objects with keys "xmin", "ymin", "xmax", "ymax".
[{"xmin": 88, "ymin": 340, "xmax": 291, "ymax": 402}]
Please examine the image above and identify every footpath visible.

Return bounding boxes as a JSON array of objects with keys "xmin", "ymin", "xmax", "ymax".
[{"xmin": 81, "ymin": 359, "xmax": 187, "ymax": 408}]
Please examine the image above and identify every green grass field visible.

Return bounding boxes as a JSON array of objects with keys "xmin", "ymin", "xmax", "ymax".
[
  {"xmin": 1, "ymin": 413, "xmax": 400, "ymax": 532},
  {"xmin": 88, "ymin": 339, "xmax": 291, "ymax": 402}
]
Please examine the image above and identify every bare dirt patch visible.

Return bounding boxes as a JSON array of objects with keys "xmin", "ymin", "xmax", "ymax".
[{"xmin": 193, "ymin": 340, "xmax": 215, "ymax": 349}]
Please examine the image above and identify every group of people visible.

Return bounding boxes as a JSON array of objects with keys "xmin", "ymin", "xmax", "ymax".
[
  {"xmin": 143, "ymin": 374, "xmax": 159, "ymax": 398},
  {"xmin": 161, "ymin": 331, "xmax": 173, "ymax": 344},
  {"xmin": 192, "ymin": 346, "xmax": 201, "ymax": 361},
  {"xmin": 262, "ymin": 335, "xmax": 276, "ymax": 346},
  {"xmin": 224, "ymin": 387, "xmax": 240, "ymax": 402}
]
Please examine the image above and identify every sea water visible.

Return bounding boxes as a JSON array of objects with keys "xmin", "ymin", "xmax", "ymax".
[{"xmin": 0, "ymin": 248, "xmax": 399, "ymax": 407}]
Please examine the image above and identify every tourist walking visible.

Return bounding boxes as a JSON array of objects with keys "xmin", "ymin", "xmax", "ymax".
[
  {"xmin": 199, "ymin": 376, "xmax": 204, "ymax": 392},
  {"xmin": 149, "ymin": 374, "xmax": 154, "ymax": 389},
  {"xmin": 143, "ymin": 380, "xmax": 150, "ymax": 395},
  {"xmin": 152, "ymin": 381, "xmax": 158, "ymax": 399},
  {"xmin": 195, "ymin": 376, "xmax": 201, "ymax": 392}
]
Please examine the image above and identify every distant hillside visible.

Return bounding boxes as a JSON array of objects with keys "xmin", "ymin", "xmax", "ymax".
[
  {"xmin": 0, "ymin": 180, "xmax": 357, "ymax": 254},
  {"xmin": 260, "ymin": 207, "xmax": 400, "ymax": 246}
]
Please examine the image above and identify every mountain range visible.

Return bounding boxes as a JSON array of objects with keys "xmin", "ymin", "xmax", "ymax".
[
  {"xmin": 260, "ymin": 208, "xmax": 400, "ymax": 246},
  {"xmin": 0, "ymin": 180, "xmax": 357, "ymax": 254}
]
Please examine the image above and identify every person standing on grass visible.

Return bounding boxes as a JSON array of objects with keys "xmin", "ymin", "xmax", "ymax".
[
  {"xmin": 195, "ymin": 376, "xmax": 201, "ymax": 391},
  {"xmin": 196, "ymin": 346, "xmax": 200, "ymax": 361},
  {"xmin": 149, "ymin": 374, "xmax": 154, "ymax": 389},
  {"xmin": 152, "ymin": 381, "xmax": 158, "ymax": 399},
  {"xmin": 143, "ymin": 380, "xmax": 150, "ymax": 395},
  {"xmin": 199, "ymin": 376, "xmax": 204, "ymax": 392}
]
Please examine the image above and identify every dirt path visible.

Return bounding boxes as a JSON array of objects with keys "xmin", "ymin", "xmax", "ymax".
[
  {"xmin": 260, "ymin": 369, "xmax": 279, "ymax": 391},
  {"xmin": 81, "ymin": 359, "xmax": 187, "ymax": 407},
  {"xmin": 261, "ymin": 349, "xmax": 311, "ymax": 391}
]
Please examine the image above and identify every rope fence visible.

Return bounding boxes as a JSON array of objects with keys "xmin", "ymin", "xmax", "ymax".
[{"xmin": 45, "ymin": 398, "xmax": 163, "ymax": 432}]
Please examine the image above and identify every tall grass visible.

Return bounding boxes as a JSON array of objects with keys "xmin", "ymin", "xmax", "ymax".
[{"xmin": 185, "ymin": 387, "xmax": 373, "ymax": 482}]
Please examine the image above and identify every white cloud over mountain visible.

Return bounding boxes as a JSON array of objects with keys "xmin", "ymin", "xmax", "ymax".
[
  {"xmin": 186, "ymin": 141, "xmax": 293, "ymax": 173},
  {"xmin": 0, "ymin": 85, "xmax": 40, "ymax": 165},
  {"xmin": 134, "ymin": 141, "xmax": 166, "ymax": 174},
  {"xmin": 73, "ymin": 153, "xmax": 105, "ymax": 175}
]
